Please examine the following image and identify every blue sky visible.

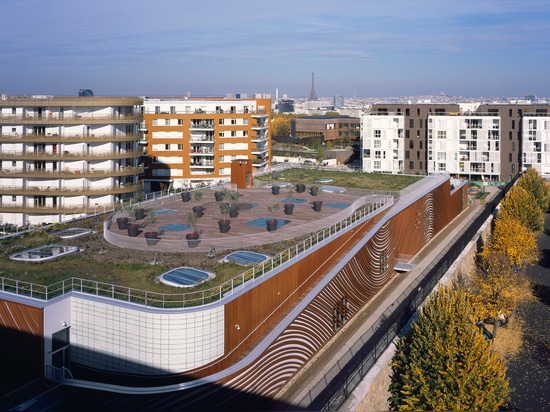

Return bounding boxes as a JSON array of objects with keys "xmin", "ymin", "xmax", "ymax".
[{"xmin": 2, "ymin": 0, "xmax": 549, "ymax": 98}]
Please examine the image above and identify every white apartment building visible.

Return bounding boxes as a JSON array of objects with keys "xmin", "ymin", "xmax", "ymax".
[
  {"xmin": 427, "ymin": 114, "xmax": 501, "ymax": 180},
  {"xmin": 361, "ymin": 102, "xmax": 550, "ymax": 181},
  {"xmin": 522, "ymin": 113, "xmax": 550, "ymax": 177},
  {"xmin": 361, "ymin": 114, "xmax": 405, "ymax": 173},
  {"xmin": 0, "ymin": 95, "xmax": 144, "ymax": 226}
]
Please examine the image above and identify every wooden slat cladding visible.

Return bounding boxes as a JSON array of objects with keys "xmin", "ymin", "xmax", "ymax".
[
  {"xmin": 195, "ymin": 180, "xmax": 467, "ymax": 397},
  {"xmin": 0, "ymin": 299, "xmax": 44, "ymax": 395}
]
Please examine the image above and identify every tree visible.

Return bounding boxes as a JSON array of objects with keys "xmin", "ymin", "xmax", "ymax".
[
  {"xmin": 389, "ymin": 285, "xmax": 510, "ymax": 411},
  {"xmin": 490, "ymin": 212, "xmax": 538, "ymax": 268},
  {"xmin": 471, "ymin": 248, "xmax": 531, "ymax": 320},
  {"xmin": 517, "ymin": 167, "xmax": 550, "ymax": 213},
  {"xmin": 271, "ymin": 113, "xmax": 293, "ymax": 136},
  {"xmin": 499, "ymin": 185, "xmax": 544, "ymax": 232}
]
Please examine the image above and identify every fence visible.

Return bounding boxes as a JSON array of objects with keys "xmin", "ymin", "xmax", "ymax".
[{"xmin": 0, "ymin": 196, "xmax": 392, "ymax": 309}]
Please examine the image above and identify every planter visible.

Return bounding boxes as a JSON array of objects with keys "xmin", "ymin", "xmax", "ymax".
[
  {"xmin": 310, "ymin": 186, "xmax": 320, "ymax": 196},
  {"xmin": 214, "ymin": 191, "xmax": 225, "ymax": 202},
  {"xmin": 312, "ymin": 200, "xmax": 323, "ymax": 212},
  {"xmin": 229, "ymin": 205, "xmax": 239, "ymax": 218},
  {"xmin": 127, "ymin": 223, "xmax": 139, "ymax": 237},
  {"xmin": 116, "ymin": 217, "xmax": 128, "ymax": 230},
  {"xmin": 185, "ymin": 232, "xmax": 200, "ymax": 248},
  {"xmin": 284, "ymin": 203, "xmax": 294, "ymax": 215},
  {"xmin": 271, "ymin": 185, "xmax": 280, "ymax": 195},
  {"xmin": 144, "ymin": 231, "xmax": 160, "ymax": 246},
  {"xmin": 266, "ymin": 219, "xmax": 278, "ymax": 232},
  {"xmin": 296, "ymin": 183, "xmax": 306, "ymax": 193},
  {"xmin": 181, "ymin": 192, "xmax": 191, "ymax": 202},
  {"xmin": 193, "ymin": 206, "xmax": 205, "ymax": 218},
  {"xmin": 135, "ymin": 208, "xmax": 145, "ymax": 220},
  {"xmin": 218, "ymin": 219, "xmax": 231, "ymax": 233}
]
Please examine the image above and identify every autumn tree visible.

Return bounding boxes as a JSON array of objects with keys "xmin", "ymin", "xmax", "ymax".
[
  {"xmin": 389, "ymin": 285, "xmax": 510, "ymax": 411},
  {"xmin": 271, "ymin": 113, "xmax": 293, "ymax": 136},
  {"xmin": 490, "ymin": 212, "xmax": 538, "ymax": 268},
  {"xmin": 471, "ymin": 248, "xmax": 531, "ymax": 320},
  {"xmin": 499, "ymin": 184, "xmax": 544, "ymax": 232},
  {"xmin": 517, "ymin": 167, "xmax": 550, "ymax": 213}
]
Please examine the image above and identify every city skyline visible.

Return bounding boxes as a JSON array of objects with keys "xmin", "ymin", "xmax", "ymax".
[{"xmin": 2, "ymin": 0, "xmax": 549, "ymax": 99}]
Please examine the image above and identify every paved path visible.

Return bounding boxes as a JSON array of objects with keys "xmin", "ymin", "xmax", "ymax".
[{"xmin": 506, "ymin": 213, "xmax": 550, "ymax": 411}]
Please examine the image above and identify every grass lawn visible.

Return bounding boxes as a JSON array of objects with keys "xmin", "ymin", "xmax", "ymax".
[{"xmin": 0, "ymin": 169, "xmax": 421, "ymax": 296}]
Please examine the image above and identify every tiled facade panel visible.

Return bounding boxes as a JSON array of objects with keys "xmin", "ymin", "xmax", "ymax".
[{"xmin": 70, "ymin": 298, "xmax": 224, "ymax": 374}]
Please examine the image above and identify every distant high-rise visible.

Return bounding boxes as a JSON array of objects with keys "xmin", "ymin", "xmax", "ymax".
[{"xmin": 308, "ymin": 72, "xmax": 318, "ymax": 101}]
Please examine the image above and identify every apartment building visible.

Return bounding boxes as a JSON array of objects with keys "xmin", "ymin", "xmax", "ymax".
[
  {"xmin": 361, "ymin": 102, "xmax": 550, "ymax": 181},
  {"xmin": 141, "ymin": 96, "xmax": 271, "ymax": 191},
  {"xmin": 291, "ymin": 115, "xmax": 360, "ymax": 144},
  {"xmin": 0, "ymin": 95, "xmax": 145, "ymax": 226}
]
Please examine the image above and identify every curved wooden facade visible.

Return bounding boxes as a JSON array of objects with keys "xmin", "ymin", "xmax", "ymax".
[{"xmin": 0, "ymin": 175, "xmax": 467, "ymax": 407}]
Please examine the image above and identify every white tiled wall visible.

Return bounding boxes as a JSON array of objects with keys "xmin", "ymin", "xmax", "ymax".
[{"xmin": 71, "ymin": 298, "xmax": 224, "ymax": 374}]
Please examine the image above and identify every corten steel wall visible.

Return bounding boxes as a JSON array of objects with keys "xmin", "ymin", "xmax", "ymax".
[
  {"xmin": 0, "ymin": 299, "xmax": 44, "ymax": 395},
  {"xmin": 230, "ymin": 159, "xmax": 253, "ymax": 189}
]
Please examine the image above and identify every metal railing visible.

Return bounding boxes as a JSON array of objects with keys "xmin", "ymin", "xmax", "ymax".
[{"xmin": 0, "ymin": 196, "xmax": 391, "ymax": 309}]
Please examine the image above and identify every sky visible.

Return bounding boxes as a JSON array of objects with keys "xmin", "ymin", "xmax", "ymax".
[{"xmin": 2, "ymin": 0, "xmax": 550, "ymax": 98}]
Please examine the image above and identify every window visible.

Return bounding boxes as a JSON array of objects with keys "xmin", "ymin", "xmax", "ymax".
[
  {"xmin": 409, "ymin": 140, "xmax": 414, "ymax": 149},
  {"xmin": 155, "ymin": 106, "xmax": 160, "ymax": 114},
  {"xmin": 178, "ymin": 119, "xmax": 183, "ymax": 125},
  {"xmin": 364, "ymin": 149, "xmax": 371, "ymax": 158},
  {"xmin": 437, "ymin": 152, "xmax": 446, "ymax": 161},
  {"xmin": 438, "ymin": 163, "xmax": 446, "ymax": 172},
  {"xmin": 152, "ymin": 119, "xmax": 158, "ymax": 126},
  {"xmin": 219, "ymin": 143, "xmax": 225, "ymax": 150},
  {"xmin": 374, "ymin": 160, "xmax": 381, "ymax": 169},
  {"xmin": 409, "ymin": 161, "xmax": 414, "ymax": 169},
  {"xmin": 529, "ymin": 119, "xmax": 537, "ymax": 130},
  {"xmin": 170, "ymin": 106, "xmax": 176, "ymax": 114},
  {"xmin": 375, "ymin": 150, "xmax": 382, "ymax": 159},
  {"xmin": 512, "ymin": 164, "xmax": 515, "ymax": 173},
  {"xmin": 219, "ymin": 119, "xmax": 224, "ymax": 125},
  {"xmin": 165, "ymin": 144, "xmax": 170, "ymax": 150},
  {"xmin": 374, "ymin": 140, "xmax": 381, "ymax": 148},
  {"xmin": 419, "ymin": 119, "xmax": 423, "ymax": 128},
  {"xmin": 405, "ymin": 151, "xmax": 410, "ymax": 159},
  {"xmin": 374, "ymin": 130, "xmax": 381, "ymax": 138},
  {"xmin": 333, "ymin": 297, "xmax": 349, "ymax": 332},
  {"xmin": 177, "ymin": 144, "xmax": 182, "ymax": 150},
  {"xmin": 409, "ymin": 119, "xmax": 414, "ymax": 128},
  {"xmin": 509, "ymin": 153, "xmax": 512, "ymax": 161},
  {"xmin": 231, "ymin": 119, "xmax": 237, "ymax": 125},
  {"xmin": 165, "ymin": 119, "xmax": 170, "ymax": 126},
  {"xmin": 437, "ymin": 131, "xmax": 447, "ymax": 139},
  {"xmin": 405, "ymin": 108, "xmax": 410, "ymax": 116},
  {"xmin": 231, "ymin": 131, "xmax": 236, "ymax": 137}
]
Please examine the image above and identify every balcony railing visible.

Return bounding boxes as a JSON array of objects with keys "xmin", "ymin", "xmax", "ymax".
[
  {"xmin": 0, "ymin": 183, "xmax": 142, "ymax": 196},
  {"xmin": 0, "ymin": 150, "xmax": 144, "ymax": 161},
  {"xmin": 0, "ymin": 165, "xmax": 144, "ymax": 178},
  {"xmin": 0, "ymin": 133, "xmax": 143, "ymax": 143},
  {"xmin": 0, "ymin": 114, "xmax": 141, "ymax": 125}
]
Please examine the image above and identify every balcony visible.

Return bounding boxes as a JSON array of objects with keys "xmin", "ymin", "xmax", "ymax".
[
  {"xmin": 0, "ymin": 114, "xmax": 142, "ymax": 125},
  {"xmin": 0, "ymin": 149, "xmax": 144, "ymax": 161},
  {"xmin": 190, "ymin": 120, "xmax": 214, "ymax": 130},
  {"xmin": 0, "ymin": 133, "xmax": 143, "ymax": 143},
  {"xmin": 0, "ymin": 183, "xmax": 142, "ymax": 196},
  {"xmin": 0, "ymin": 165, "xmax": 144, "ymax": 178}
]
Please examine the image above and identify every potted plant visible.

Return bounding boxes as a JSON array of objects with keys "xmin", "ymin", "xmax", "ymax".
[
  {"xmin": 271, "ymin": 184, "xmax": 281, "ymax": 195},
  {"xmin": 225, "ymin": 189, "xmax": 240, "ymax": 218},
  {"xmin": 310, "ymin": 185, "xmax": 320, "ymax": 196},
  {"xmin": 185, "ymin": 211, "xmax": 200, "ymax": 248},
  {"xmin": 135, "ymin": 207, "xmax": 145, "ymax": 220},
  {"xmin": 192, "ymin": 190, "xmax": 204, "ymax": 217},
  {"xmin": 127, "ymin": 222, "xmax": 140, "ymax": 237},
  {"xmin": 266, "ymin": 202, "xmax": 280, "ymax": 232},
  {"xmin": 283, "ymin": 187, "xmax": 295, "ymax": 215},
  {"xmin": 218, "ymin": 202, "xmax": 231, "ymax": 233},
  {"xmin": 296, "ymin": 183, "xmax": 306, "ymax": 193},
  {"xmin": 142, "ymin": 210, "xmax": 159, "ymax": 245},
  {"xmin": 116, "ymin": 216, "xmax": 129, "ymax": 230},
  {"xmin": 312, "ymin": 200, "xmax": 323, "ymax": 212},
  {"xmin": 181, "ymin": 184, "xmax": 192, "ymax": 202}
]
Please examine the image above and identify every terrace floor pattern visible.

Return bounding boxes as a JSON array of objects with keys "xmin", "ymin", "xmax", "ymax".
[{"xmin": 105, "ymin": 185, "xmax": 383, "ymax": 253}]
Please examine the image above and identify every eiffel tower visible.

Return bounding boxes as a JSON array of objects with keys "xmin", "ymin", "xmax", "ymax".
[{"xmin": 308, "ymin": 72, "xmax": 318, "ymax": 101}]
